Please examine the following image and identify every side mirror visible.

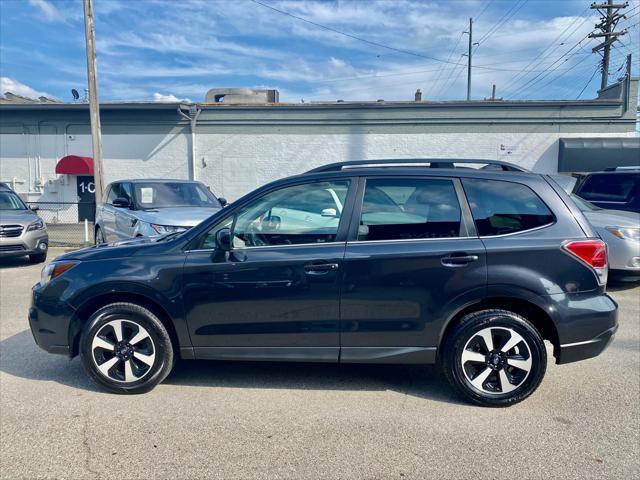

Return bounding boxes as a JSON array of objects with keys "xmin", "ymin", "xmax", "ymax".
[
  {"xmin": 321, "ymin": 207, "xmax": 338, "ymax": 217},
  {"xmin": 218, "ymin": 197, "xmax": 228, "ymax": 207},
  {"xmin": 29, "ymin": 205, "xmax": 39, "ymax": 212},
  {"xmin": 215, "ymin": 227, "xmax": 232, "ymax": 251},
  {"xmin": 112, "ymin": 197, "xmax": 130, "ymax": 208}
]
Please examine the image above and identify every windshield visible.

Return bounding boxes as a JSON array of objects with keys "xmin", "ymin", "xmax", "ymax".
[
  {"xmin": 571, "ymin": 194, "xmax": 601, "ymax": 211},
  {"xmin": 133, "ymin": 182, "xmax": 220, "ymax": 209},
  {"xmin": 0, "ymin": 191, "xmax": 27, "ymax": 210}
]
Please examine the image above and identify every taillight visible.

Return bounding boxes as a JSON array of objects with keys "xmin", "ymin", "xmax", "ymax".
[{"xmin": 562, "ymin": 239, "xmax": 608, "ymax": 285}]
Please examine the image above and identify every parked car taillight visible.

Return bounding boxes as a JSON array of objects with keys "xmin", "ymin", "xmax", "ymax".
[{"xmin": 562, "ymin": 239, "xmax": 608, "ymax": 285}]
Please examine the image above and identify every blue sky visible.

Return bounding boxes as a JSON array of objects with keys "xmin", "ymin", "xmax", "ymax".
[{"xmin": 1, "ymin": 0, "xmax": 638, "ymax": 103}]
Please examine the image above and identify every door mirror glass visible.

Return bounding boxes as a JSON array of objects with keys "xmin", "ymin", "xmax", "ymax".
[
  {"xmin": 112, "ymin": 197, "xmax": 130, "ymax": 208},
  {"xmin": 216, "ymin": 227, "xmax": 232, "ymax": 251}
]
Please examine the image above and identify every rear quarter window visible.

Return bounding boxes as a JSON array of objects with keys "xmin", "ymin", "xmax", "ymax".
[
  {"xmin": 578, "ymin": 173, "xmax": 640, "ymax": 202},
  {"xmin": 462, "ymin": 178, "xmax": 555, "ymax": 236}
]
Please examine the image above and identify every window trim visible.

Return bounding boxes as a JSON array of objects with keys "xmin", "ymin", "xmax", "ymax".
[
  {"xmin": 460, "ymin": 177, "xmax": 557, "ymax": 238},
  {"xmin": 186, "ymin": 177, "xmax": 357, "ymax": 252},
  {"xmin": 347, "ymin": 176, "xmax": 474, "ymax": 243}
]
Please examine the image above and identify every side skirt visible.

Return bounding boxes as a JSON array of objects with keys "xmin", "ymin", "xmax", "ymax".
[
  {"xmin": 340, "ymin": 347, "xmax": 437, "ymax": 364},
  {"xmin": 191, "ymin": 346, "xmax": 437, "ymax": 364},
  {"xmin": 193, "ymin": 347, "xmax": 338, "ymax": 362}
]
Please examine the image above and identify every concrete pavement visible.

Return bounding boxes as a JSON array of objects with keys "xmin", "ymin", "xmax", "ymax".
[{"xmin": 1, "ymin": 249, "xmax": 638, "ymax": 479}]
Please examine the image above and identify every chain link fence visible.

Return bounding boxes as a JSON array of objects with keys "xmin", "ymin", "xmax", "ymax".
[{"xmin": 26, "ymin": 201, "xmax": 95, "ymax": 247}]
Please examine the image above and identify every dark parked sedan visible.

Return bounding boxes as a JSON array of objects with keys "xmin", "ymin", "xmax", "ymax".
[{"xmin": 29, "ymin": 159, "xmax": 617, "ymax": 406}]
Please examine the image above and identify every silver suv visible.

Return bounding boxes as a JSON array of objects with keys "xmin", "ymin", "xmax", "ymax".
[
  {"xmin": 94, "ymin": 179, "xmax": 224, "ymax": 243},
  {"xmin": 0, "ymin": 184, "xmax": 48, "ymax": 263}
]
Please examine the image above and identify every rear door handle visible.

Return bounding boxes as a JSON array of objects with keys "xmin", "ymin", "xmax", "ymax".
[
  {"xmin": 304, "ymin": 263, "xmax": 339, "ymax": 275},
  {"xmin": 441, "ymin": 254, "xmax": 479, "ymax": 267}
]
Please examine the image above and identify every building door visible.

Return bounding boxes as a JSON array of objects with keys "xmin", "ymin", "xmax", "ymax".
[{"xmin": 76, "ymin": 175, "xmax": 95, "ymax": 221}]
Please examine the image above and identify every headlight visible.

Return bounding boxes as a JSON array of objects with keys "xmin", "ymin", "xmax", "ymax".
[
  {"xmin": 150, "ymin": 224, "xmax": 187, "ymax": 235},
  {"xmin": 40, "ymin": 261, "xmax": 79, "ymax": 286},
  {"xmin": 27, "ymin": 219, "xmax": 45, "ymax": 231},
  {"xmin": 606, "ymin": 227, "xmax": 640, "ymax": 241}
]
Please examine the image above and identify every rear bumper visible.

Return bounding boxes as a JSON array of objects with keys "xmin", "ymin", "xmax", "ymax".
[
  {"xmin": 557, "ymin": 324, "xmax": 618, "ymax": 364},
  {"xmin": 542, "ymin": 291, "xmax": 618, "ymax": 365}
]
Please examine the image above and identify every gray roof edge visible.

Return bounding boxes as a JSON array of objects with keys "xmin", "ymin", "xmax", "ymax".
[{"xmin": 0, "ymin": 98, "xmax": 625, "ymax": 111}]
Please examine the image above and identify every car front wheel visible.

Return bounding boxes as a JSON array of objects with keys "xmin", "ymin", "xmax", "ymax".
[
  {"xmin": 94, "ymin": 226, "xmax": 105, "ymax": 244},
  {"xmin": 441, "ymin": 309, "xmax": 547, "ymax": 407},
  {"xmin": 79, "ymin": 303, "xmax": 174, "ymax": 394}
]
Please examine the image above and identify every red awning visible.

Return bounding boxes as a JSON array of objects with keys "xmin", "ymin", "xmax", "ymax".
[{"xmin": 55, "ymin": 155, "xmax": 94, "ymax": 175}]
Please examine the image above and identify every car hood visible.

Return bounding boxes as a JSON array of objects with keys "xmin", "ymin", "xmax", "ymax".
[
  {"xmin": 582, "ymin": 209, "xmax": 640, "ymax": 228},
  {"xmin": 0, "ymin": 209, "xmax": 39, "ymax": 225},
  {"xmin": 133, "ymin": 207, "xmax": 220, "ymax": 227}
]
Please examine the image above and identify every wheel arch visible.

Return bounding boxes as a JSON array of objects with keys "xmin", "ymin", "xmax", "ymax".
[
  {"xmin": 438, "ymin": 296, "xmax": 560, "ymax": 361},
  {"xmin": 69, "ymin": 291, "xmax": 181, "ymax": 358}
]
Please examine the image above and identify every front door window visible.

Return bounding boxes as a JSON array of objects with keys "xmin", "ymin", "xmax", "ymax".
[{"xmin": 232, "ymin": 181, "xmax": 350, "ymax": 248}]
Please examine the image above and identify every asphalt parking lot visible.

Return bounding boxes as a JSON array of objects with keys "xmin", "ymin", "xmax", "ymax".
[{"xmin": 1, "ymin": 249, "xmax": 638, "ymax": 480}]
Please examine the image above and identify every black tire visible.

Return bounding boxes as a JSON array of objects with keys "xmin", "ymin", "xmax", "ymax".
[
  {"xmin": 441, "ymin": 309, "xmax": 547, "ymax": 407},
  {"xmin": 29, "ymin": 252, "xmax": 47, "ymax": 263},
  {"xmin": 79, "ymin": 302, "xmax": 174, "ymax": 394},
  {"xmin": 94, "ymin": 226, "xmax": 105, "ymax": 244}
]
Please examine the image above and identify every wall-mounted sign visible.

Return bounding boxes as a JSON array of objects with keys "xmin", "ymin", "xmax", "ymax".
[{"xmin": 498, "ymin": 144, "xmax": 519, "ymax": 156}]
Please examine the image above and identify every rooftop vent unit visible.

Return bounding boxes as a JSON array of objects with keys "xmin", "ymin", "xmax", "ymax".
[{"xmin": 205, "ymin": 88, "xmax": 279, "ymax": 105}]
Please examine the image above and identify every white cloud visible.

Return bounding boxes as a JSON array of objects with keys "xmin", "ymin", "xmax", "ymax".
[
  {"xmin": 27, "ymin": 0, "xmax": 63, "ymax": 22},
  {"xmin": 0, "ymin": 77, "xmax": 54, "ymax": 99},
  {"xmin": 153, "ymin": 92, "xmax": 191, "ymax": 103}
]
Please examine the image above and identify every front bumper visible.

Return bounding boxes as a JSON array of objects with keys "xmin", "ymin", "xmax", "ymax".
[
  {"xmin": 0, "ymin": 230, "xmax": 48, "ymax": 258},
  {"xmin": 28, "ymin": 283, "xmax": 76, "ymax": 356}
]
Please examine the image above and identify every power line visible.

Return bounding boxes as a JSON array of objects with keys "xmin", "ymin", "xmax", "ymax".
[
  {"xmin": 501, "ymin": 8, "xmax": 591, "ymax": 94},
  {"xmin": 505, "ymin": 33, "xmax": 595, "ymax": 98},
  {"xmin": 476, "ymin": 0, "xmax": 529, "ymax": 45},
  {"xmin": 250, "ymin": 0, "xmax": 461, "ymax": 66},
  {"xmin": 522, "ymin": 51, "xmax": 594, "ymax": 99},
  {"xmin": 427, "ymin": 31, "xmax": 464, "ymax": 97},
  {"xmin": 576, "ymin": 66, "xmax": 601, "ymax": 98}
]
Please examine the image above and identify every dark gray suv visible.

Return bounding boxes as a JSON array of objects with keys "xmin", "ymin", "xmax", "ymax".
[{"xmin": 29, "ymin": 160, "xmax": 617, "ymax": 406}]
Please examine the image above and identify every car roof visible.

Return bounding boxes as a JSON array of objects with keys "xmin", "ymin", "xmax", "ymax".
[
  {"xmin": 584, "ymin": 170, "xmax": 640, "ymax": 176},
  {"xmin": 110, "ymin": 179, "xmax": 204, "ymax": 185}
]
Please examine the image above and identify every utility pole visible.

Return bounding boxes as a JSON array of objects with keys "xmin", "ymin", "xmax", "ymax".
[
  {"xmin": 589, "ymin": 0, "xmax": 628, "ymax": 91},
  {"xmin": 83, "ymin": 0, "xmax": 105, "ymax": 203},
  {"xmin": 466, "ymin": 17, "xmax": 473, "ymax": 100}
]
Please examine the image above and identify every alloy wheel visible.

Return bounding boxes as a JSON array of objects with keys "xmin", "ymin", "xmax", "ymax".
[
  {"xmin": 91, "ymin": 319, "xmax": 156, "ymax": 383},
  {"xmin": 460, "ymin": 326, "xmax": 532, "ymax": 395}
]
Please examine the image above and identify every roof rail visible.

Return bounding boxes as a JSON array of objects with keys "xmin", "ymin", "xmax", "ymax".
[{"xmin": 307, "ymin": 158, "xmax": 529, "ymax": 173}]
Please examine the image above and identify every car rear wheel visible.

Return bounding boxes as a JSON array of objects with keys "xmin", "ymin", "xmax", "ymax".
[
  {"xmin": 95, "ymin": 226, "xmax": 105, "ymax": 244},
  {"xmin": 441, "ymin": 309, "xmax": 547, "ymax": 407},
  {"xmin": 79, "ymin": 303, "xmax": 174, "ymax": 394}
]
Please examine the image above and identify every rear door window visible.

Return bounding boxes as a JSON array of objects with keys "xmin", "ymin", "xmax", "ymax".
[
  {"xmin": 578, "ymin": 173, "xmax": 640, "ymax": 202},
  {"xmin": 357, "ymin": 178, "xmax": 463, "ymax": 241},
  {"xmin": 462, "ymin": 179, "xmax": 554, "ymax": 236}
]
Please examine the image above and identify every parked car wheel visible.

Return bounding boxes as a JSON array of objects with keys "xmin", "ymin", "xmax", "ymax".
[
  {"xmin": 28, "ymin": 252, "xmax": 47, "ymax": 264},
  {"xmin": 441, "ymin": 309, "xmax": 547, "ymax": 407},
  {"xmin": 79, "ymin": 303, "xmax": 174, "ymax": 394},
  {"xmin": 95, "ymin": 226, "xmax": 105, "ymax": 244}
]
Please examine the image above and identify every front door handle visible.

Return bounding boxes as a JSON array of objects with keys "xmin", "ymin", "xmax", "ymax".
[
  {"xmin": 304, "ymin": 263, "xmax": 339, "ymax": 275},
  {"xmin": 441, "ymin": 254, "xmax": 479, "ymax": 267}
]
